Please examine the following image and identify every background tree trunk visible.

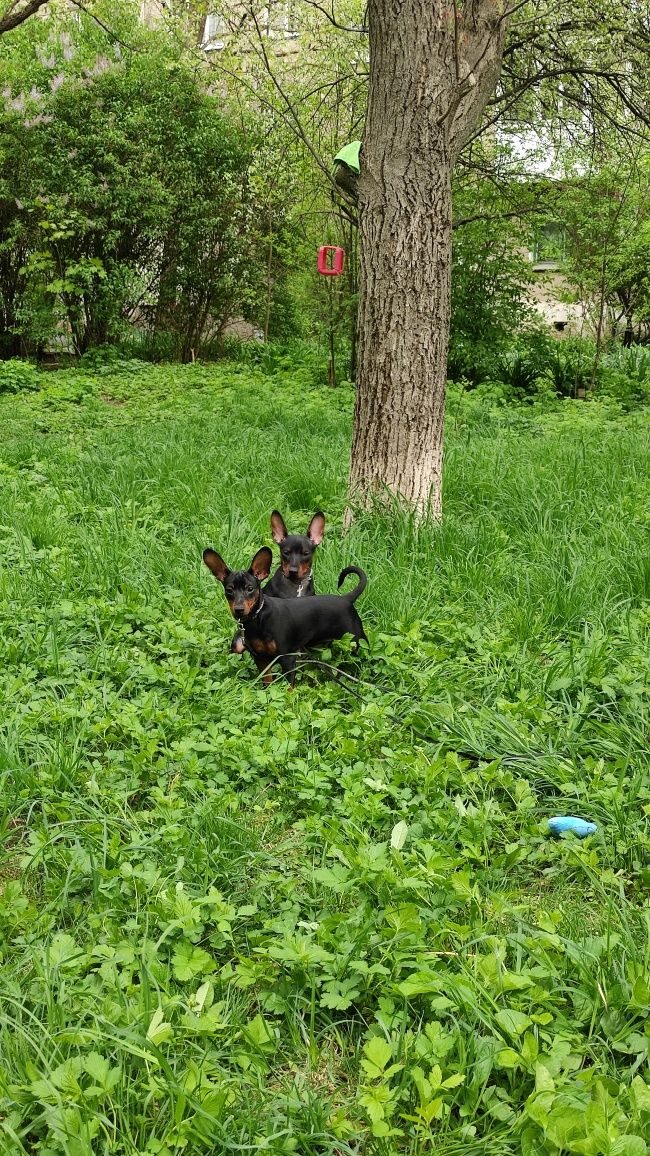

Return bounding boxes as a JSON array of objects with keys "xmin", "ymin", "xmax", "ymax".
[
  {"xmin": 350, "ymin": 137, "xmax": 452, "ymax": 514},
  {"xmin": 348, "ymin": 0, "xmax": 509, "ymax": 517}
]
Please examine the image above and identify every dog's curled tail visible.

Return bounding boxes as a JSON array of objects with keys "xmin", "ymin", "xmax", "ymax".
[{"xmin": 337, "ymin": 565, "xmax": 367, "ymax": 602}]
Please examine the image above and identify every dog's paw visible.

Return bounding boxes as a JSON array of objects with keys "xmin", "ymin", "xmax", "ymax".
[{"xmin": 231, "ymin": 633, "xmax": 245, "ymax": 655}]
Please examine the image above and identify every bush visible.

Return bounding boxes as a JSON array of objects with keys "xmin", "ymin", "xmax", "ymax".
[
  {"xmin": 539, "ymin": 337, "xmax": 596, "ymax": 398},
  {"xmin": 114, "ymin": 330, "xmax": 183, "ymax": 364},
  {"xmin": 0, "ymin": 358, "xmax": 41, "ymax": 394},
  {"xmin": 221, "ymin": 337, "xmax": 331, "ymax": 384},
  {"xmin": 598, "ymin": 345, "xmax": 650, "ymax": 406},
  {"xmin": 454, "ymin": 333, "xmax": 599, "ymax": 405}
]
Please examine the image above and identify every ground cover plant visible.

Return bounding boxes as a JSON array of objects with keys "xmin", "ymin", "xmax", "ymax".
[{"xmin": 0, "ymin": 358, "xmax": 649, "ymax": 1154}]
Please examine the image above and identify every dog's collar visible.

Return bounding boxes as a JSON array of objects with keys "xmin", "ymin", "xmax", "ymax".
[
  {"xmin": 295, "ymin": 571, "xmax": 312, "ymax": 598},
  {"xmin": 237, "ymin": 594, "xmax": 265, "ymax": 627}
]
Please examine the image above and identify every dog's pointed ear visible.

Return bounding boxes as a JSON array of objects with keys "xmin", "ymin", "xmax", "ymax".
[
  {"xmin": 307, "ymin": 512, "xmax": 325, "ymax": 545},
  {"xmin": 250, "ymin": 546, "xmax": 272, "ymax": 581},
  {"xmin": 270, "ymin": 511, "xmax": 288, "ymax": 544},
  {"xmin": 203, "ymin": 549, "xmax": 230, "ymax": 584}
]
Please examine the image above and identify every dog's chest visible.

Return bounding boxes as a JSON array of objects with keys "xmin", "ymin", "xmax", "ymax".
[{"xmin": 247, "ymin": 632, "xmax": 278, "ymax": 657}]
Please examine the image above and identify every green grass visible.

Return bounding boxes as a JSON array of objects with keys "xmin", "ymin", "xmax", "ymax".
[{"xmin": 0, "ymin": 359, "xmax": 649, "ymax": 1155}]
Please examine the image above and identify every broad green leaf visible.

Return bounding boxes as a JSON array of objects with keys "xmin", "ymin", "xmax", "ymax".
[
  {"xmin": 48, "ymin": 933, "xmax": 81, "ymax": 969},
  {"xmin": 441, "ymin": 1072, "xmax": 466, "ymax": 1089},
  {"xmin": 362, "ymin": 1036, "xmax": 392, "ymax": 1077},
  {"xmin": 630, "ymin": 1076, "xmax": 650, "ymax": 1113},
  {"xmin": 526, "ymin": 1090, "xmax": 555, "ymax": 1128},
  {"xmin": 521, "ymin": 1032, "xmax": 539, "ymax": 1065},
  {"xmin": 535, "ymin": 1064, "xmax": 555, "ymax": 1093},
  {"xmin": 390, "ymin": 821, "xmax": 409, "ymax": 850},
  {"xmin": 83, "ymin": 1053, "xmax": 109, "ymax": 1088},
  {"xmin": 496, "ymin": 1009, "xmax": 533, "ymax": 1037},
  {"xmin": 428, "ymin": 1063, "xmax": 443, "ymax": 1089},
  {"xmin": 243, "ymin": 1014, "xmax": 276, "ymax": 1052},
  {"xmin": 191, "ymin": 981, "xmax": 214, "ymax": 1014},
  {"xmin": 631, "ymin": 975, "xmax": 650, "ymax": 1007},
  {"xmin": 146, "ymin": 1007, "xmax": 172, "ymax": 1046},
  {"xmin": 546, "ymin": 1103, "xmax": 589, "ymax": 1148},
  {"xmin": 416, "ymin": 1096, "xmax": 444, "ymax": 1123},
  {"xmin": 50, "ymin": 1058, "xmax": 83, "ymax": 1097},
  {"xmin": 609, "ymin": 1138, "xmax": 648, "ymax": 1156},
  {"xmin": 397, "ymin": 971, "xmax": 443, "ymax": 997},
  {"xmin": 172, "ymin": 941, "xmax": 215, "ymax": 982}
]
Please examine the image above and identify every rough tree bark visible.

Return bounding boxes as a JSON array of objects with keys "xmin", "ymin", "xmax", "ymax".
[{"xmin": 348, "ymin": 0, "xmax": 510, "ymax": 518}]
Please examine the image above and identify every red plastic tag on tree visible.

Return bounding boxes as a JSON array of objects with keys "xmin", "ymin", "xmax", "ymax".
[{"xmin": 317, "ymin": 246, "xmax": 345, "ymax": 276}]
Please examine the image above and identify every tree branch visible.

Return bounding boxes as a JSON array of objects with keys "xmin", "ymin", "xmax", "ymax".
[
  {"xmin": 0, "ymin": 0, "xmax": 49, "ymax": 34},
  {"xmin": 300, "ymin": 0, "xmax": 367, "ymax": 34},
  {"xmin": 70, "ymin": 0, "xmax": 137, "ymax": 51}
]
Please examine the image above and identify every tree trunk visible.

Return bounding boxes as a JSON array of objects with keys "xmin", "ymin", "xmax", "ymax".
[
  {"xmin": 351, "ymin": 151, "xmax": 451, "ymax": 514},
  {"xmin": 348, "ymin": 0, "xmax": 509, "ymax": 517}
]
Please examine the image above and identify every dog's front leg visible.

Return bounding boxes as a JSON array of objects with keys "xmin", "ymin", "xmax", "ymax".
[
  {"xmin": 278, "ymin": 654, "xmax": 297, "ymax": 688},
  {"xmin": 252, "ymin": 653, "xmax": 274, "ymax": 687}
]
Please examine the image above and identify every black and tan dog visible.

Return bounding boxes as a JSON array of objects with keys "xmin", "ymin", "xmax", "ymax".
[
  {"xmin": 204, "ymin": 545, "xmax": 366, "ymax": 686},
  {"xmin": 266, "ymin": 510, "xmax": 325, "ymax": 598},
  {"xmin": 230, "ymin": 510, "xmax": 325, "ymax": 654}
]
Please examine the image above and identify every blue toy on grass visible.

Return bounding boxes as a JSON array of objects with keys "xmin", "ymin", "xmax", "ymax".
[{"xmin": 548, "ymin": 816, "xmax": 597, "ymax": 838}]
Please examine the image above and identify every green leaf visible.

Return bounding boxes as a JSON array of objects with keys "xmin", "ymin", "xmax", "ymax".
[
  {"xmin": 535, "ymin": 1064, "xmax": 555, "ymax": 1093},
  {"xmin": 526, "ymin": 1090, "xmax": 555, "ymax": 1128},
  {"xmin": 630, "ymin": 1076, "xmax": 650, "ymax": 1113},
  {"xmin": 546, "ymin": 1103, "xmax": 589, "ymax": 1148},
  {"xmin": 521, "ymin": 1032, "xmax": 539, "ymax": 1065},
  {"xmin": 441, "ymin": 1072, "xmax": 466, "ymax": 1089},
  {"xmin": 146, "ymin": 1007, "xmax": 172, "ymax": 1046},
  {"xmin": 361, "ymin": 1036, "xmax": 393, "ymax": 1078},
  {"xmin": 416, "ymin": 1096, "xmax": 444, "ymax": 1123},
  {"xmin": 50, "ymin": 1057, "xmax": 83, "ymax": 1096},
  {"xmin": 188, "ymin": 981, "xmax": 214, "ymax": 1015},
  {"xmin": 172, "ymin": 941, "xmax": 216, "ymax": 982},
  {"xmin": 48, "ymin": 933, "xmax": 81, "ymax": 969},
  {"xmin": 83, "ymin": 1053, "xmax": 109, "ymax": 1087},
  {"xmin": 390, "ymin": 821, "xmax": 409, "ymax": 850},
  {"xmin": 320, "ymin": 978, "xmax": 362, "ymax": 1010},
  {"xmin": 609, "ymin": 1139, "xmax": 647, "ymax": 1156},
  {"xmin": 631, "ymin": 975, "xmax": 650, "ymax": 1007},
  {"xmin": 495, "ymin": 1008, "xmax": 533, "ymax": 1037},
  {"xmin": 397, "ymin": 971, "xmax": 443, "ymax": 997},
  {"xmin": 242, "ymin": 1014, "xmax": 276, "ymax": 1053}
]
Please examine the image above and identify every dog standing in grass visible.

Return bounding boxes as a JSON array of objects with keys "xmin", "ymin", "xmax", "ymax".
[
  {"xmin": 205, "ymin": 545, "xmax": 367, "ymax": 686},
  {"xmin": 231, "ymin": 510, "xmax": 324, "ymax": 654}
]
